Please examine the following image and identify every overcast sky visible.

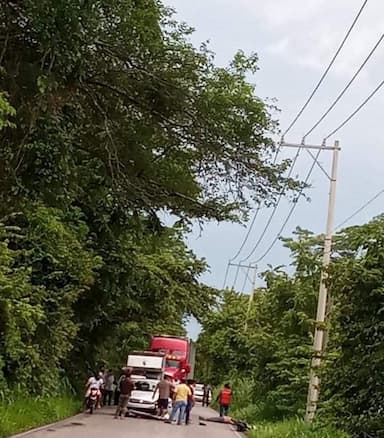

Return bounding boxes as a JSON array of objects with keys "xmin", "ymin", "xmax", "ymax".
[{"xmin": 162, "ymin": 0, "xmax": 384, "ymax": 338}]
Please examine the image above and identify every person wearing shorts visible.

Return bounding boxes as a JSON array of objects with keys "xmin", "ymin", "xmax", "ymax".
[
  {"xmin": 153, "ymin": 376, "xmax": 172, "ymax": 416},
  {"xmin": 158, "ymin": 397, "xmax": 169, "ymax": 414}
]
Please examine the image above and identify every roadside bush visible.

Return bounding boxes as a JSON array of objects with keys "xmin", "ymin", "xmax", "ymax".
[
  {"xmin": 248, "ymin": 419, "xmax": 349, "ymax": 438},
  {"xmin": 0, "ymin": 396, "xmax": 80, "ymax": 438}
]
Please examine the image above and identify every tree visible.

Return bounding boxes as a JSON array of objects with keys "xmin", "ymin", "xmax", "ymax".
[
  {"xmin": 321, "ymin": 216, "xmax": 384, "ymax": 436},
  {"xmin": 0, "ymin": 0, "xmax": 301, "ymax": 221},
  {"xmin": 0, "ymin": 0, "xmax": 304, "ymax": 396},
  {"xmin": 0, "ymin": 205, "xmax": 100, "ymax": 394}
]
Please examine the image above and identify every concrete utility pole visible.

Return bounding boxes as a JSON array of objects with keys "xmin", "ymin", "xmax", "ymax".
[
  {"xmin": 305, "ymin": 140, "xmax": 340, "ymax": 421},
  {"xmin": 281, "ymin": 139, "xmax": 340, "ymax": 421},
  {"xmin": 226, "ymin": 140, "xmax": 340, "ymax": 421},
  {"xmin": 245, "ymin": 265, "xmax": 257, "ymax": 331}
]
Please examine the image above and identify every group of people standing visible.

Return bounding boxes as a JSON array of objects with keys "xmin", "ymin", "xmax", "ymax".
[
  {"xmin": 85, "ymin": 368, "xmax": 134, "ymax": 411},
  {"xmin": 85, "ymin": 367, "xmax": 233, "ymax": 425},
  {"xmin": 161, "ymin": 379, "xmax": 233, "ymax": 424},
  {"xmin": 162, "ymin": 377, "xmax": 195, "ymax": 425}
]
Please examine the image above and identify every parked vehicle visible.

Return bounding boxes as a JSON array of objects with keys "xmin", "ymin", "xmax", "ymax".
[
  {"xmin": 194, "ymin": 383, "xmax": 212, "ymax": 403},
  {"xmin": 128, "ymin": 380, "xmax": 158, "ymax": 414},
  {"xmin": 126, "ymin": 351, "xmax": 168, "ymax": 415},
  {"xmin": 127, "ymin": 351, "xmax": 166, "ymax": 380},
  {"xmin": 86, "ymin": 388, "xmax": 98, "ymax": 414},
  {"xmin": 149, "ymin": 335, "xmax": 196, "ymax": 380},
  {"xmin": 194, "ymin": 383, "xmax": 204, "ymax": 403}
]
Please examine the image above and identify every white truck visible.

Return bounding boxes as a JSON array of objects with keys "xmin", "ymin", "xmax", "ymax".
[{"xmin": 126, "ymin": 351, "xmax": 167, "ymax": 415}]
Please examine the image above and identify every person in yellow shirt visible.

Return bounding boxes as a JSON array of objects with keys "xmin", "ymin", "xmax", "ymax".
[{"xmin": 165, "ymin": 379, "xmax": 191, "ymax": 425}]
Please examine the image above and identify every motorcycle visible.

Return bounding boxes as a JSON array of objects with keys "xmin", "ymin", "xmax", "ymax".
[{"xmin": 86, "ymin": 388, "xmax": 99, "ymax": 414}]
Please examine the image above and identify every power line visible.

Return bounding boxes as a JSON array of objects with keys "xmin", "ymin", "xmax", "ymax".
[
  {"xmin": 282, "ymin": 0, "xmax": 369, "ymax": 138},
  {"xmin": 230, "ymin": 205, "xmax": 262, "ymax": 262},
  {"xmin": 252, "ymin": 147, "xmax": 323, "ymax": 265},
  {"xmin": 240, "ymin": 147, "xmax": 302, "ymax": 263},
  {"xmin": 304, "ymin": 32, "xmax": 384, "ymax": 140},
  {"xmin": 325, "ymin": 78, "xmax": 384, "ymax": 139},
  {"xmin": 335, "ymin": 187, "xmax": 384, "ymax": 230},
  {"xmin": 223, "ymin": 140, "xmax": 284, "ymax": 288},
  {"xmin": 227, "ymin": 139, "xmax": 284, "ymax": 265}
]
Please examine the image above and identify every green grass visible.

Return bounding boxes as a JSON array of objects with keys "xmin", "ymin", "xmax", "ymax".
[
  {"xmin": 248, "ymin": 418, "xmax": 349, "ymax": 438},
  {"xmin": 0, "ymin": 396, "xmax": 81, "ymax": 438}
]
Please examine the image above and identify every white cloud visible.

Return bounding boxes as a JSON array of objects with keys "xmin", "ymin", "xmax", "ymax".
[{"xmin": 238, "ymin": 0, "xmax": 384, "ymax": 79}]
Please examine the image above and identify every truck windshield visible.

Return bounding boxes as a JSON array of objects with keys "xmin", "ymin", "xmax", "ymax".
[
  {"xmin": 171, "ymin": 350, "xmax": 185, "ymax": 356},
  {"xmin": 166, "ymin": 359, "xmax": 180, "ymax": 368}
]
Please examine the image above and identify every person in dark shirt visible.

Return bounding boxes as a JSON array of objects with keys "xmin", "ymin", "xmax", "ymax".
[
  {"xmin": 202, "ymin": 383, "xmax": 212, "ymax": 407},
  {"xmin": 198, "ymin": 415, "xmax": 249, "ymax": 432},
  {"xmin": 185, "ymin": 379, "xmax": 195, "ymax": 425},
  {"xmin": 114, "ymin": 368, "xmax": 134, "ymax": 419}
]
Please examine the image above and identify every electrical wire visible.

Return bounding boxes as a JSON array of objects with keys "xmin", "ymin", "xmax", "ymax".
[
  {"xmin": 223, "ymin": 139, "xmax": 284, "ymax": 288},
  {"xmin": 282, "ymin": 0, "xmax": 369, "ymax": 138},
  {"xmin": 325, "ymin": 78, "xmax": 384, "ymax": 139},
  {"xmin": 304, "ymin": 32, "xmax": 384, "ymax": 140},
  {"xmin": 335, "ymin": 188, "xmax": 384, "ymax": 230},
  {"xmin": 227, "ymin": 139, "xmax": 285, "ymax": 265},
  {"xmin": 230, "ymin": 205, "xmax": 262, "ymax": 262},
  {"xmin": 252, "ymin": 147, "xmax": 323, "ymax": 265},
  {"xmin": 240, "ymin": 147, "xmax": 302, "ymax": 263}
]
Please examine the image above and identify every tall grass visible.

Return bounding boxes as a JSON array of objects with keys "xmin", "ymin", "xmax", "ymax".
[
  {"xmin": 213, "ymin": 377, "xmax": 349, "ymax": 437},
  {"xmin": 0, "ymin": 396, "xmax": 80, "ymax": 438},
  {"xmin": 248, "ymin": 419, "xmax": 349, "ymax": 438}
]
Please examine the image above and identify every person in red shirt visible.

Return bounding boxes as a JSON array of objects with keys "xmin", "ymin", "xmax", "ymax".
[{"xmin": 217, "ymin": 383, "xmax": 232, "ymax": 417}]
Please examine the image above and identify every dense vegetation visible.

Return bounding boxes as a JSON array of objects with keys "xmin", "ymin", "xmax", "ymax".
[
  {"xmin": 0, "ymin": 397, "xmax": 80, "ymax": 438},
  {"xmin": 0, "ymin": 0, "xmax": 298, "ymax": 400},
  {"xmin": 197, "ymin": 219, "xmax": 384, "ymax": 437},
  {"xmin": 1, "ymin": 2, "xmax": 383, "ymax": 438}
]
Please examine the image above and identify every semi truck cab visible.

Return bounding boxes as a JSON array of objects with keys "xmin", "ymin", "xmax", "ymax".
[{"xmin": 149, "ymin": 335, "xmax": 195, "ymax": 380}]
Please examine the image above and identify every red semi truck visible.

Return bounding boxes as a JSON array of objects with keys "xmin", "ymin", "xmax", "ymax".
[{"xmin": 149, "ymin": 335, "xmax": 196, "ymax": 381}]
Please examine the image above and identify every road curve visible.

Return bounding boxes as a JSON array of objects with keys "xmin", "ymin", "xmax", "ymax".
[{"xmin": 16, "ymin": 405, "xmax": 242, "ymax": 438}]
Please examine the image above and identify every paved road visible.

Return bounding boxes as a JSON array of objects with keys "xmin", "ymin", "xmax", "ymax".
[{"xmin": 20, "ymin": 405, "xmax": 241, "ymax": 438}]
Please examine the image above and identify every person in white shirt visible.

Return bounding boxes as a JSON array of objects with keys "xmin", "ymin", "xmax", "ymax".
[{"xmin": 85, "ymin": 373, "xmax": 104, "ymax": 409}]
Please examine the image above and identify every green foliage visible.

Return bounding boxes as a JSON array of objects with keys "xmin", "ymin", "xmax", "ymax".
[
  {"xmin": 0, "ymin": 396, "xmax": 80, "ymax": 438},
  {"xmin": 0, "ymin": 205, "xmax": 100, "ymax": 395},
  {"xmin": 198, "ymin": 219, "xmax": 384, "ymax": 436},
  {"xmin": 0, "ymin": 0, "xmax": 300, "ymax": 221},
  {"xmin": 0, "ymin": 93, "xmax": 15, "ymax": 130},
  {"xmin": 197, "ymin": 234, "xmax": 320, "ymax": 419},
  {"xmin": 320, "ymin": 216, "xmax": 384, "ymax": 436},
  {"xmin": 248, "ymin": 419, "xmax": 348, "ymax": 438},
  {"xmin": 0, "ymin": 2, "xmax": 382, "ymax": 437},
  {"xmin": 0, "ymin": 0, "xmax": 299, "ymax": 402}
]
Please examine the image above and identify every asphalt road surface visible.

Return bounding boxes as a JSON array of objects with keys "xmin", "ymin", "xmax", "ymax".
[{"xmin": 18, "ymin": 406, "xmax": 242, "ymax": 438}]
